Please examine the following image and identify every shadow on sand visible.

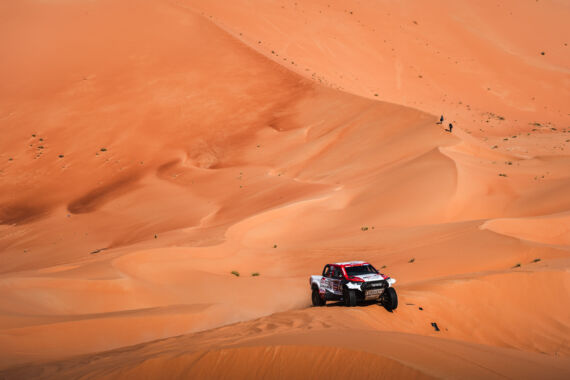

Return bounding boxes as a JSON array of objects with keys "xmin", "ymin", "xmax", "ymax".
[{"xmin": 324, "ymin": 300, "xmax": 393, "ymax": 313}]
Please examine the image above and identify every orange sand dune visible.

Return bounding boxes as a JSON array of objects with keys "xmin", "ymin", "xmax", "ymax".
[
  {"xmin": 0, "ymin": 0, "xmax": 569, "ymax": 378},
  {"xmin": 3, "ymin": 309, "xmax": 570, "ymax": 379},
  {"xmin": 482, "ymin": 211, "xmax": 570, "ymax": 245},
  {"xmin": 184, "ymin": 0, "xmax": 570, "ymax": 133}
]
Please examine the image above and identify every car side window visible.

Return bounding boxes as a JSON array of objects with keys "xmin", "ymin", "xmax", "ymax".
[
  {"xmin": 330, "ymin": 266, "xmax": 342, "ymax": 279},
  {"xmin": 335, "ymin": 267, "xmax": 344, "ymax": 279},
  {"xmin": 323, "ymin": 265, "xmax": 331, "ymax": 277}
]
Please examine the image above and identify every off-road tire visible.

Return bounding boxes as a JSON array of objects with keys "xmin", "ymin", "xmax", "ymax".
[
  {"xmin": 344, "ymin": 288, "xmax": 356, "ymax": 307},
  {"xmin": 382, "ymin": 287, "xmax": 398, "ymax": 311},
  {"xmin": 312, "ymin": 288, "xmax": 325, "ymax": 306}
]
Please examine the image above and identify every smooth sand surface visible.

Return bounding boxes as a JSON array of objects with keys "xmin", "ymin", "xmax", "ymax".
[{"xmin": 1, "ymin": 0, "xmax": 569, "ymax": 378}]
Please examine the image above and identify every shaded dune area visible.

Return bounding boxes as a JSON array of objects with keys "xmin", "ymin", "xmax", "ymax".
[{"xmin": 0, "ymin": 0, "xmax": 569, "ymax": 379}]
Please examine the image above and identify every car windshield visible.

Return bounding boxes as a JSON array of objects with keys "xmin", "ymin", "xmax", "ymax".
[{"xmin": 345, "ymin": 265, "xmax": 378, "ymax": 276}]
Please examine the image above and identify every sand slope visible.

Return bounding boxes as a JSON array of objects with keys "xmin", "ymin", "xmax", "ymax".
[
  {"xmin": 4, "ymin": 309, "xmax": 570, "ymax": 379},
  {"xmin": 0, "ymin": 0, "xmax": 569, "ymax": 378}
]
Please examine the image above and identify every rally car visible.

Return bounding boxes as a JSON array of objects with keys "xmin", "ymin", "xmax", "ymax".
[{"xmin": 309, "ymin": 261, "xmax": 397, "ymax": 310}]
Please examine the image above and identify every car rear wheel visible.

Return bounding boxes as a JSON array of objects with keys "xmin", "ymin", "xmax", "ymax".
[
  {"xmin": 344, "ymin": 288, "xmax": 356, "ymax": 307},
  {"xmin": 382, "ymin": 287, "xmax": 398, "ymax": 311},
  {"xmin": 312, "ymin": 288, "xmax": 325, "ymax": 306}
]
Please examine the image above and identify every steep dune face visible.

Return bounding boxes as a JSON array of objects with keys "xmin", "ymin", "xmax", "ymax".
[
  {"xmin": 0, "ymin": 0, "xmax": 569, "ymax": 378},
  {"xmin": 183, "ymin": 0, "xmax": 570, "ymax": 134},
  {"xmin": 0, "ymin": 0, "xmax": 317, "ymax": 270}
]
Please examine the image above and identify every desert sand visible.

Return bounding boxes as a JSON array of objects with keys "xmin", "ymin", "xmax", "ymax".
[{"xmin": 0, "ymin": 0, "xmax": 569, "ymax": 378}]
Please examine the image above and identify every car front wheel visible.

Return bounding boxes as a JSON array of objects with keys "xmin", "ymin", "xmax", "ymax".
[
  {"xmin": 382, "ymin": 287, "xmax": 398, "ymax": 311},
  {"xmin": 344, "ymin": 288, "xmax": 356, "ymax": 307},
  {"xmin": 312, "ymin": 288, "xmax": 325, "ymax": 306}
]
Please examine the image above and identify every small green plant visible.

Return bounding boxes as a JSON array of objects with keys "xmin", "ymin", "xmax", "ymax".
[
  {"xmin": 491, "ymin": 145, "xmax": 498, "ymax": 149},
  {"xmin": 498, "ymin": 173, "xmax": 508, "ymax": 177},
  {"xmin": 361, "ymin": 226, "xmax": 369, "ymax": 231},
  {"xmin": 100, "ymin": 148, "xmax": 107, "ymax": 152},
  {"xmin": 408, "ymin": 258, "xmax": 415, "ymax": 263},
  {"xmin": 251, "ymin": 272, "xmax": 260, "ymax": 277},
  {"xmin": 231, "ymin": 270, "xmax": 240, "ymax": 277},
  {"xmin": 512, "ymin": 263, "xmax": 521, "ymax": 268},
  {"xmin": 273, "ymin": 244, "xmax": 277, "ymax": 248},
  {"xmin": 380, "ymin": 265, "xmax": 386, "ymax": 269},
  {"xmin": 532, "ymin": 258, "xmax": 541, "ymax": 263},
  {"xmin": 58, "ymin": 154, "xmax": 64, "ymax": 158}
]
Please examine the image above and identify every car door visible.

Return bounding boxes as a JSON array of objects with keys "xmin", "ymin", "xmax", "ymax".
[
  {"xmin": 329, "ymin": 266, "xmax": 343, "ymax": 295},
  {"xmin": 320, "ymin": 265, "xmax": 331, "ymax": 295}
]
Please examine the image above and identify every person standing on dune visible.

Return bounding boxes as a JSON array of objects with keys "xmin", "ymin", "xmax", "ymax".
[
  {"xmin": 448, "ymin": 123, "xmax": 453, "ymax": 133},
  {"xmin": 438, "ymin": 115, "xmax": 444, "ymax": 124}
]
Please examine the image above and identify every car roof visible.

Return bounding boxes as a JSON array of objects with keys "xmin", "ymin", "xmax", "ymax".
[{"xmin": 331, "ymin": 261, "xmax": 368, "ymax": 267}]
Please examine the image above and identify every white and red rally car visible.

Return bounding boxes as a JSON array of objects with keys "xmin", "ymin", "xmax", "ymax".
[{"xmin": 309, "ymin": 261, "xmax": 397, "ymax": 309}]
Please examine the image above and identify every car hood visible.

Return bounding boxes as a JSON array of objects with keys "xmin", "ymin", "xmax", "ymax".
[{"xmin": 352, "ymin": 273, "xmax": 387, "ymax": 282}]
